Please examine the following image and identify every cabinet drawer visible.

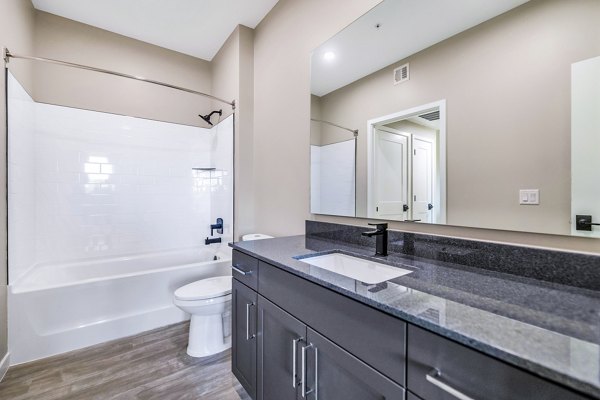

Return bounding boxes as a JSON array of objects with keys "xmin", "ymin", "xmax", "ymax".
[
  {"xmin": 259, "ymin": 261, "xmax": 406, "ymax": 386},
  {"xmin": 232, "ymin": 250, "xmax": 259, "ymax": 290},
  {"xmin": 407, "ymin": 325, "xmax": 587, "ymax": 400}
]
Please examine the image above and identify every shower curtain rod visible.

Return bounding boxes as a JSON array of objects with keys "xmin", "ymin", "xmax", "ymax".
[
  {"xmin": 3, "ymin": 48, "xmax": 236, "ymax": 109},
  {"xmin": 311, "ymin": 118, "xmax": 358, "ymax": 136}
]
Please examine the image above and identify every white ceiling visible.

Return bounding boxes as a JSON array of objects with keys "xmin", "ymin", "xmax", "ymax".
[
  {"xmin": 311, "ymin": 0, "xmax": 530, "ymax": 97},
  {"xmin": 31, "ymin": 0, "xmax": 279, "ymax": 61}
]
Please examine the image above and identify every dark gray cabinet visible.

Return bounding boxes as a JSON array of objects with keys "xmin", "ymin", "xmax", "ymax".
[
  {"xmin": 304, "ymin": 327, "xmax": 405, "ymax": 400},
  {"xmin": 257, "ymin": 294, "xmax": 404, "ymax": 400},
  {"xmin": 257, "ymin": 295, "xmax": 305, "ymax": 400},
  {"xmin": 232, "ymin": 251, "xmax": 588, "ymax": 400},
  {"xmin": 232, "ymin": 250, "xmax": 259, "ymax": 290},
  {"xmin": 232, "ymin": 278, "xmax": 258, "ymax": 399},
  {"xmin": 259, "ymin": 260, "xmax": 406, "ymax": 385},
  {"xmin": 407, "ymin": 392, "xmax": 424, "ymax": 400},
  {"xmin": 407, "ymin": 325, "xmax": 588, "ymax": 400}
]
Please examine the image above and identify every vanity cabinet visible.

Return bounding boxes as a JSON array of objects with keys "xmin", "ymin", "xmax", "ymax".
[
  {"xmin": 407, "ymin": 325, "xmax": 588, "ymax": 400},
  {"xmin": 232, "ymin": 278, "xmax": 258, "ymax": 399},
  {"xmin": 259, "ymin": 260, "xmax": 406, "ymax": 385},
  {"xmin": 257, "ymin": 294, "xmax": 404, "ymax": 400},
  {"xmin": 232, "ymin": 250, "xmax": 589, "ymax": 400}
]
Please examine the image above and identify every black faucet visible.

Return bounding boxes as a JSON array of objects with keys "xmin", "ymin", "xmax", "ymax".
[
  {"xmin": 206, "ymin": 218, "xmax": 224, "ymax": 245},
  {"xmin": 361, "ymin": 222, "xmax": 388, "ymax": 256}
]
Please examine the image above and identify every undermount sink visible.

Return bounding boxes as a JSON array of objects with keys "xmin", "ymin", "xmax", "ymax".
[{"xmin": 298, "ymin": 252, "xmax": 413, "ymax": 284}]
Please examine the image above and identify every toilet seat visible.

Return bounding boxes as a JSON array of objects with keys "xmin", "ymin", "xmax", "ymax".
[{"xmin": 174, "ymin": 276, "xmax": 231, "ymax": 301}]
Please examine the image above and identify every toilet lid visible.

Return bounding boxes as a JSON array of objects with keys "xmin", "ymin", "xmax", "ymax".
[{"xmin": 174, "ymin": 276, "xmax": 232, "ymax": 301}]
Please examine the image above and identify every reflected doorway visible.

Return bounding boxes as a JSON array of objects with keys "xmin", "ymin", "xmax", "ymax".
[{"xmin": 367, "ymin": 100, "xmax": 446, "ymax": 224}]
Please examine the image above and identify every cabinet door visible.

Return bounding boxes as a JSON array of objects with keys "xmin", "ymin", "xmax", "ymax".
[
  {"xmin": 232, "ymin": 279, "xmax": 258, "ymax": 399},
  {"xmin": 257, "ymin": 296, "xmax": 306, "ymax": 400},
  {"xmin": 303, "ymin": 328, "xmax": 405, "ymax": 400}
]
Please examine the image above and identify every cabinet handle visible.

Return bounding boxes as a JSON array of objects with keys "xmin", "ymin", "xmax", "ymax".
[
  {"xmin": 292, "ymin": 337, "xmax": 304, "ymax": 388},
  {"xmin": 232, "ymin": 265, "xmax": 252, "ymax": 275},
  {"xmin": 314, "ymin": 346, "xmax": 319, "ymax": 400},
  {"xmin": 426, "ymin": 369, "xmax": 477, "ymax": 400},
  {"xmin": 245, "ymin": 302, "xmax": 255, "ymax": 340},
  {"xmin": 301, "ymin": 343, "xmax": 315, "ymax": 398}
]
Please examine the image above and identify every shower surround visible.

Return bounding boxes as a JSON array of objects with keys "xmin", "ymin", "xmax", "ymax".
[{"xmin": 7, "ymin": 72, "xmax": 234, "ymax": 364}]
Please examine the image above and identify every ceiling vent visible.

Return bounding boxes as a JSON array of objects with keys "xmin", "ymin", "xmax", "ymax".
[
  {"xmin": 393, "ymin": 63, "xmax": 409, "ymax": 85},
  {"xmin": 419, "ymin": 110, "xmax": 440, "ymax": 121}
]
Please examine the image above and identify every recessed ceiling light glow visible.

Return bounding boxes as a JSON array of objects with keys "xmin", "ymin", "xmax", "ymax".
[{"xmin": 323, "ymin": 51, "xmax": 336, "ymax": 61}]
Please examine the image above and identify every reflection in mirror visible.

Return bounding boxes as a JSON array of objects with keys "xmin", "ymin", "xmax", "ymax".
[
  {"xmin": 310, "ymin": 0, "xmax": 600, "ymax": 237},
  {"xmin": 368, "ymin": 101, "xmax": 446, "ymax": 224},
  {"xmin": 310, "ymin": 118, "xmax": 357, "ymax": 217}
]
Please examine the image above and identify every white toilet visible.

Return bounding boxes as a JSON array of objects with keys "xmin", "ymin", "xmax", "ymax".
[
  {"xmin": 174, "ymin": 276, "xmax": 232, "ymax": 358},
  {"xmin": 174, "ymin": 233, "xmax": 273, "ymax": 358}
]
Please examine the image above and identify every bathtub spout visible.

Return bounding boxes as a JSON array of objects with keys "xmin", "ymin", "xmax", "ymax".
[{"xmin": 205, "ymin": 237, "xmax": 222, "ymax": 245}]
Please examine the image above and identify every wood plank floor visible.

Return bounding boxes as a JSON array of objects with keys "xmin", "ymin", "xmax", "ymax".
[{"xmin": 0, "ymin": 322, "xmax": 250, "ymax": 400}]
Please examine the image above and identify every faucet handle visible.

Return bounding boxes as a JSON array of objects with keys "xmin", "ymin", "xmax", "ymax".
[{"xmin": 368, "ymin": 222, "xmax": 388, "ymax": 230}]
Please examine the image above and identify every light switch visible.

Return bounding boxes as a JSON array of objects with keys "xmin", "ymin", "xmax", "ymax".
[{"xmin": 519, "ymin": 189, "xmax": 540, "ymax": 205}]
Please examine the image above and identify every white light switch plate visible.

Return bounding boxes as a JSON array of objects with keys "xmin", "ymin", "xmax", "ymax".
[{"xmin": 519, "ymin": 189, "xmax": 540, "ymax": 205}]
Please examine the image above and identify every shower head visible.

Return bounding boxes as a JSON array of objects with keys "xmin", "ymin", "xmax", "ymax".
[{"xmin": 199, "ymin": 109, "xmax": 223, "ymax": 126}]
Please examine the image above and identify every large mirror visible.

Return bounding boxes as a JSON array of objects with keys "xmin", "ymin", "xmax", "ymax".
[{"xmin": 310, "ymin": 0, "xmax": 600, "ymax": 237}]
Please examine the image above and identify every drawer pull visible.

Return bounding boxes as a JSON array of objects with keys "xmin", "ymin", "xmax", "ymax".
[
  {"xmin": 292, "ymin": 337, "xmax": 304, "ymax": 388},
  {"xmin": 426, "ymin": 369, "xmax": 477, "ymax": 400},
  {"xmin": 232, "ymin": 265, "xmax": 252, "ymax": 275}
]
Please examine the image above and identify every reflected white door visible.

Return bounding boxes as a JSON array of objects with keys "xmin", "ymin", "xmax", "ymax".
[
  {"xmin": 572, "ymin": 56, "xmax": 600, "ymax": 238},
  {"xmin": 412, "ymin": 137, "xmax": 434, "ymax": 223},
  {"xmin": 374, "ymin": 128, "xmax": 409, "ymax": 220}
]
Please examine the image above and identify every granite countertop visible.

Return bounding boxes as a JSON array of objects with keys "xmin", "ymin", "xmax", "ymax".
[{"xmin": 231, "ymin": 235, "xmax": 600, "ymax": 399}]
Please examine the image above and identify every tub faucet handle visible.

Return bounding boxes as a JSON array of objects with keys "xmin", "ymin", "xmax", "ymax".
[{"xmin": 210, "ymin": 218, "xmax": 224, "ymax": 236}]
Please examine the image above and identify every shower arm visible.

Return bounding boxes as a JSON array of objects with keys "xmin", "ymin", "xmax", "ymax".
[{"xmin": 3, "ymin": 48, "xmax": 236, "ymax": 110}]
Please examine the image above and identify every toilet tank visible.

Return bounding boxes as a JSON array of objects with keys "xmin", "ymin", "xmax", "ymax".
[{"xmin": 241, "ymin": 233, "xmax": 273, "ymax": 241}]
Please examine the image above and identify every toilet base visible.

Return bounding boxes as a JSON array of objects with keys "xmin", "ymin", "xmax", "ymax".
[{"xmin": 186, "ymin": 313, "xmax": 231, "ymax": 358}]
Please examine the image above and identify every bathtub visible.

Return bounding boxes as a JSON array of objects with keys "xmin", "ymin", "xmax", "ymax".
[{"xmin": 8, "ymin": 247, "xmax": 231, "ymax": 365}]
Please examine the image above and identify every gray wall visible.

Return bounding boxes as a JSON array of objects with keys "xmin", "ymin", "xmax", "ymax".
[
  {"xmin": 211, "ymin": 25, "xmax": 256, "ymax": 240},
  {"xmin": 33, "ymin": 11, "xmax": 213, "ymax": 127},
  {"xmin": 316, "ymin": 0, "xmax": 600, "ymax": 235},
  {"xmin": 0, "ymin": 0, "xmax": 36, "ymax": 371},
  {"xmin": 253, "ymin": 0, "xmax": 600, "ymax": 253},
  {"xmin": 253, "ymin": 0, "xmax": 381, "ymax": 236}
]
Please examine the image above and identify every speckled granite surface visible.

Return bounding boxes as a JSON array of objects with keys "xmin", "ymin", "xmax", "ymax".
[{"xmin": 231, "ymin": 224, "xmax": 600, "ymax": 398}]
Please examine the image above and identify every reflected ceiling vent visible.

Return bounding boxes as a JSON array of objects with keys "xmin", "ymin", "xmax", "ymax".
[
  {"xmin": 419, "ymin": 110, "xmax": 440, "ymax": 121},
  {"xmin": 393, "ymin": 63, "xmax": 409, "ymax": 85}
]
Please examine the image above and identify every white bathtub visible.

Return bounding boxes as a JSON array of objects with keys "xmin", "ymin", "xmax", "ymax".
[{"xmin": 8, "ymin": 248, "xmax": 231, "ymax": 365}]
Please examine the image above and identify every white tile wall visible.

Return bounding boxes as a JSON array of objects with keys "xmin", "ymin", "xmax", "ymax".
[
  {"xmin": 310, "ymin": 140, "xmax": 356, "ymax": 217},
  {"xmin": 8, "ymin": 73, "xmax": 234, "ymax": 283},
  {"xmin": 209, "ymin": 115, "xmax": 234, "ymax": 251}
]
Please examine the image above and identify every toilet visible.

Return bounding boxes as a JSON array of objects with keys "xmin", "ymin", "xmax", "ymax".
[
  {"xmin": 174, "ymin": 233, "xmax": 273, "ymax": 358},
  {"xmin": 174, "ymin": 276, "xmax": 232, "ymax": 357}
]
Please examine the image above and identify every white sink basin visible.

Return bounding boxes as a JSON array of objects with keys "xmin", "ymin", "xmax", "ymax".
[{"xmin": 298, "ymin": 253, "xmax": 413, "ymax": 284}]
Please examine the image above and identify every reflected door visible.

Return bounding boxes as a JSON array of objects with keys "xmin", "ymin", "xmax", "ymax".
[
  {"xmin": 412, "ymin": 137, "xmax": 434, "ymax": 223},
  {"xmin": 374, "ymin": 128, "xmax": 409, "ymax": 220},
  {"xmin": 572, "ymin": 56, "xmax": 600, "ymax": 238}
]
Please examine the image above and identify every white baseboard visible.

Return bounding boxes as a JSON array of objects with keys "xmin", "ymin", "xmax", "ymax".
[{"xmin": 0, "ymin": 352, "xmax": 10, "ymax": 383}]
